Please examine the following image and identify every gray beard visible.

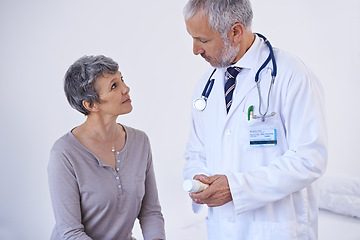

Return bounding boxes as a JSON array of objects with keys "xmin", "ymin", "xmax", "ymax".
[{"xmin": 215, "ymin": 39, "xmax": 239, "ymax": 68}]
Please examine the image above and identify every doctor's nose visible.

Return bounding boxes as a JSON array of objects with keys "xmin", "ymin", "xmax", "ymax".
[{"xmin": 193, "ymin": 42, "xmax": 204, "ymax": 55}]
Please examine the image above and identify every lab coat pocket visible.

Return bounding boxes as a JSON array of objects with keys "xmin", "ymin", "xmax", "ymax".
[
  {"xmin": 135, "ymin": 175, "xmax": 145, "ymax": 200},
  {"xmin": 205, "ymin": 217, "xmax": 214, "ymax": 240},
  {"xmin": 249, "ymin": 220, "xmax": 297, "ymax": 240},
  {"xmin": 245, "ymin": 114, "xmax": 281, "ymax": 167},
  {"xmin": 205, "ymin": 216, "xmax": 237, "ymax": 240}
]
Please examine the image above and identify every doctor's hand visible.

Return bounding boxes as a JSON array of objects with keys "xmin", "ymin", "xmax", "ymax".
[{"xmin": 190, "ymin": 174, "xmax": 232, "ymax": 207}]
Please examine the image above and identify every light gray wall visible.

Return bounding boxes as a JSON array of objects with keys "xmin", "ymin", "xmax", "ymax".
[{"xmin": 0, "ymin": 0, "xmax": 359, "ymax": 239}]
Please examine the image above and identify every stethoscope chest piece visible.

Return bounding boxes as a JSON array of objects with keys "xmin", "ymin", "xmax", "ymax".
[
  {"xmin": 193, "ymin": 68, "xmax": 216, "ymax": 111},
  {"xmin": 193, "ymin": 97, "xmax": 207, "ymax": 111}
]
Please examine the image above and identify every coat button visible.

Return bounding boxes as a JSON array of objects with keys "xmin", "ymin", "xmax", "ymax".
[{"xmin": 225, "ymin": 130, "xmax": 231, "ymax": 136}]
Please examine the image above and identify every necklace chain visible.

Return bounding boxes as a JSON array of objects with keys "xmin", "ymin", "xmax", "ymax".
[{"xmin": 111, "ymin": 126, "xmax": 118, "ymax": 153}]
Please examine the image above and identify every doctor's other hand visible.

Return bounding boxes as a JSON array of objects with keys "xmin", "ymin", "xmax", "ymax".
[{"xmin": 190, "ymin": 174, "xmax": 232, "ymax": 207}]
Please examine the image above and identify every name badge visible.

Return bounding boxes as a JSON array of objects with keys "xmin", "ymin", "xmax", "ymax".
[{"xmin": 250, "ymin": 129, "xmax": 277, "ymax": 146}]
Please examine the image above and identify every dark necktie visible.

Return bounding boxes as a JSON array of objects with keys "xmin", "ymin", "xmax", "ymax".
[{"xmin": 225, "ymin": 67, "xmax": 241, "ymax": 113}]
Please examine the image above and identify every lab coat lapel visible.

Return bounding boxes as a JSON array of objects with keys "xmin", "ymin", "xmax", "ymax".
[
  {"xmin": 226, "ymin": 35, "xmax": 268, "ymax": 118},
  {"xmin": 213, "ymin": 68, "xmax": 228, "ymax": 119},
  {"xmin": 227, "ymin": 70, "xmax": 256, "ymax": 117}
]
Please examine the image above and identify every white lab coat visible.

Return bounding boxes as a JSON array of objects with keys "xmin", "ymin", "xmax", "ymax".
[{"xmin": 184, "ymin": 36, "xmax": 327, "ymax": 240}]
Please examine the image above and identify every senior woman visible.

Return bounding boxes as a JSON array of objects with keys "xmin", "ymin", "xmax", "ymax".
[{"xmin": 48, "ymin": 55, "xmax": 165, "ymax": 240}]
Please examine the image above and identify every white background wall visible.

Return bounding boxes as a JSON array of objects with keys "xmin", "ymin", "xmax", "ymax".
[{"xmin": 0, "ymin": 0, "xmax": 359, "ymax": 239}]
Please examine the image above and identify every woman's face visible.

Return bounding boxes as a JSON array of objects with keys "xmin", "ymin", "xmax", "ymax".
[{"xmin": 93, "ymin": 71, "xmax": 132, "ymax": 116}]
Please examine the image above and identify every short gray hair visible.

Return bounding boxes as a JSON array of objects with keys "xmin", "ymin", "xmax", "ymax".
[
  {"xmin": 184, "ymin": 0, "xmax": 253, "ymax": 38},
  {"xmin": 64, "ymin": 55, "xmax": 119, "ymax": 115}
]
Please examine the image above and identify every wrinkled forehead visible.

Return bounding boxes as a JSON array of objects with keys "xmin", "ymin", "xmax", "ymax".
[{"xmin": 186, "ymin": 11, "xmax": 212, "ymax": 35}]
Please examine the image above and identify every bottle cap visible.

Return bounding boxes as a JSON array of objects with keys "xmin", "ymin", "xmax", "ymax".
[{"xmin": 183, "ymin": 179, "xmax": 194, "ymax": 192}]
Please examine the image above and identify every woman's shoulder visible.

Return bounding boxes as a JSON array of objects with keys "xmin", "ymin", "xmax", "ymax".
[
  {"xmin": 50, "ymin": 131, "xmax": 84, "ymax": 158},
  {"xmin": 48, "ymin": 132, "xmax": 79, "ymax": 170},
  {"xmin": 51, "ymin": 132, "xmax": 74, "ymax": 151},
  {"xmin": 122, "ymin": 125, "xmax": 150, "ymax": 144}
]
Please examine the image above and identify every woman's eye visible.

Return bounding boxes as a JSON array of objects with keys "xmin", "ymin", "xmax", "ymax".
[
  {"xmin": 121, "ymin": 76, "xmax": 124, "ymax": 82},
  {"xmin": 111, "ymin": 83, "xmax": 117, "ymax": 90}
]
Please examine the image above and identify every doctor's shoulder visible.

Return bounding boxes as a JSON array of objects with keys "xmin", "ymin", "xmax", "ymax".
[
  {"xmin": 273, "ymin": 48, "xmax": 317, "ymax": 83},
  {"xmin": 273, "ymin": 48, "xmax": 325, "ymax": 104},
  {"xmin": 273, "ymin": 48, "xmax": 310, "ymax": 74}
]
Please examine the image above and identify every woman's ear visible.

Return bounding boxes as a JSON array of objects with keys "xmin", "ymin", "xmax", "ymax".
[
  {"xmin": 229, "ymin": 23, "xmax": 245, "ymax": 44},
  {"xmin": 82, "ymin": 100, "xmax": 98, "ymax": 113}
]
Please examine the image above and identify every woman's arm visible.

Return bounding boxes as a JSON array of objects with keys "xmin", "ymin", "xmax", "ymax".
[
  {"xmin": 137, "ymin": 146, "xmax": 165, "ymax": 240},
  {"xmin": 48, "ymin": 150, "xmax": 92, "ymax": 240}
]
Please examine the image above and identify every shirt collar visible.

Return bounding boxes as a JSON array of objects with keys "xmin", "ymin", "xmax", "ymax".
[{"xmin": 231, "ymin": 34, "xmax": 262, "ymax": 70}]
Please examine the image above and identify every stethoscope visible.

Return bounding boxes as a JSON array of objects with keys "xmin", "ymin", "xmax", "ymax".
[{"xmin": 193, "ymin": 33, "xmax": 277, "ymax": 122}]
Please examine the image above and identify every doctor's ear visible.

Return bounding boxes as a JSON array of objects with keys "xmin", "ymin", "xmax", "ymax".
[{"xmin": 229, "ymin": 23, "xmax": 245, "ymax": 44}]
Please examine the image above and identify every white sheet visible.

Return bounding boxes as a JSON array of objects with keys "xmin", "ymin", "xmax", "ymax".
[
  {"xmin": 133, "ymin": 173, "xmax": 360, "ymax": 240},
  {"xmin": 166, "ymin": 210, "xmax": 360, "ymax": 240},
  {"xmin": 319, "ymin": 209, "xmax": 360, "ymax": 240},
  {"xmin": 133, "ymin": 209, "xmax": 360, "ymax": 240},
  {"xmin": 318, "ymin": 174, "xmax": 360, "ymax": 218}
]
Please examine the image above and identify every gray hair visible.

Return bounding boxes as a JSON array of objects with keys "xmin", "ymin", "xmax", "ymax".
[
  {"xmin": 64, "ymin": 55, "xmax": 119, "ymax": 115},
  {"xmin": 184, "ymin": 0, "xmax": 253, "ymax": 38}
]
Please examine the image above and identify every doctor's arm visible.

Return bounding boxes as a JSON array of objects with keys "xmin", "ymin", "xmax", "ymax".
[
  {"xmin": 189, "ymin": 174, "xmax": 233, "ymax": 207},
  {"xmin": 227, "ymin": 69, "xmax": 328, "ymax": 214},
  {"xmin": 184, "ymin": 90, "xmax": 217, "ymax": 211},
  {"xmin": 183, "ymin": 113, "xmax": 211, "ymax": 180},
  {"xmin": 189, "ymin": 69, "xmax": 328, "ymax": 210},
  {"xmin": 183, "ymin": 70, "xmax": 216, "ymax": 182}
]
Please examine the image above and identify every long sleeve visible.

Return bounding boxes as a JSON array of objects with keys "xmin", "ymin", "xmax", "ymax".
[
  {"xmin": 182, "ymin": 34, "xmax": 327, "ymax": 240},
  {"xmin": 183, "ymin": 69, "xmax": 215, "ymax": 181},
  {"xmin": 228, "ymin": 62, "xmax": 328, "ymax": 214},
  {"xmin": 48, "ymin": 150, "xmax": 92, "ymax": 240},
  {"xmin": 138, "ymin": 139, "xmax": 165, "ymax": 240},
  {"xmin": 183, "ymin": 116, "xmax": 211, "ymax": 180},
  {"xmin": 49, "ymin": 128, "xmax": 164, "ymax": 240}
]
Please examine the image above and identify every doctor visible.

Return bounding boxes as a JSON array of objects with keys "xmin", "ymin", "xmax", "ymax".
[{"xmin": 183, "ymin": 0, "xmax": 327, "ymax": 239}]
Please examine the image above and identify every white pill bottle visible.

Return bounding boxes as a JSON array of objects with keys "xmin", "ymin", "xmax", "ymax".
[{"xmin": 183, "ymin": 179, "xmax": 209, "ymax": 193}]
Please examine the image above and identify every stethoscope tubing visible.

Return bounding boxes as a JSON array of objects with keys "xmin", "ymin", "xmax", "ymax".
[
  {"xmin": 254, "ymin": 33, "xmax": 277, "ymax": 119},
  {"xmin": 194, "ymin": 33, "xmax": 277, "ymax": 121},
  {"xmin": 254, "ymin": 33, "xmax": 277, "ymax": 81},
  {"xmin": 202, "ymin": 69, "xmax": 216, "ymax": 99}
]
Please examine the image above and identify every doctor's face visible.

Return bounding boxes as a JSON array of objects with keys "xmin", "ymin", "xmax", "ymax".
[{"xmin": 185, "ymin": 11, "xmax": 239, "ymax": 68}]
